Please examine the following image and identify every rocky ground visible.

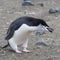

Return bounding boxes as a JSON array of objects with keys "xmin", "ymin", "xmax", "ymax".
[{"xmin": 0, "ymin": 0, "xmax": 60, "ymax": 60}]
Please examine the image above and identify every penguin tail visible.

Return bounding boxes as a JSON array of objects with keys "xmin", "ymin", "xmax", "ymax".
[{"xmin": 2, "ymin": 43, "xmax": 9, "ymax": 48}]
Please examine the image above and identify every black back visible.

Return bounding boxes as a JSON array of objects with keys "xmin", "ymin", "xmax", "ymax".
[{"xmin": 5, "ymin": 16, "xmax": 49, "ymax": 40}]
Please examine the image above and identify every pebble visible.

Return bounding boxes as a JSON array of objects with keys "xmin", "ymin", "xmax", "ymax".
[
  {"xmin": 35, "ymin": 31, "xmax": 45, "ymax": 36},
  {"xmin": 49, "ymin": 8, "xmax": 60, "ymax": 14},
  {"xmin": 22, "ymin": 1, "xmax": 34, "ymax": 6},
  {"xmin": 24, "ymin": 10, "xmax": 36, "ymax": 15},
  {"xmin": 35, "ymin": 53, "xmax": 39, "ymax": 56},
  {"xmin": 0, "ymin": 49, "xmax": 6, "ymax": 56},
  {"xmin": 35, "ymin": 41, "xmax": 48, "ymax": 46},
  {"xmin": 37, "ymin": 3, "xmax": 44, "ymax": 7}
]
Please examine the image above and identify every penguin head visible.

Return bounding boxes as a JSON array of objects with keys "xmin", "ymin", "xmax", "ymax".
[
  {"xmin": 45, "ymin": 26, "xmax": 54, "ymax": 33},
  {"xmin": 38, "ymin": 19, "xmax": 54, "ymax": 33},
  {"xmin": 38, "ymin": 24, "xmax": 54, "ymax": 33}
]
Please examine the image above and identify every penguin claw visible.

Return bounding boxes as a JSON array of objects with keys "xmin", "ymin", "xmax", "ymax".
[
  {"xmin": 16, "ymin": 50, "xmax": 22, "ymax": 53},
  {"xmin": 22, "ymin": 49, "xmax": 31, "ymax": 53}
]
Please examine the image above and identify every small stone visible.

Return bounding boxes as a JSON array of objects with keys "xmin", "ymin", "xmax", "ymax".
[
  {"xmin": 36, "ymin": 31, "xmax": 45, "ymax": 36},
  {"xmin": 47, "ymin": 58, "xmax": 53, "ymax": 60},
  {"xmin": 49, "ymin": 8, "xmax": 60, "ymax": 14},
  {"xmin": 24, "ymin": 10, "xmax": 36, "ymax": 15},
  {"xmin": 22, "ymin": 1, "xmax": 34, "ymax": 6},
  {"xmin": 6, "ymin": 22, "xmax": 10, "ymax": 24},
  {"xmin": 0, "ymin": 50, "xmax": 6, "ymax": 56},
  {"xmin": 35, "ymin": 53, "xmax": 39, "ymax": 56},
  {"xmin": 35, "ymin": 42, "xmax": 48, "ymax": 46},
  {"xmin": 37, "ymin": 3, "xmax": 44, "ymax": 7}
]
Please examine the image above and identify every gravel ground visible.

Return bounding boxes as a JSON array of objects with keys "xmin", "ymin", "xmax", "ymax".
[{"xmin": 0, "ymin": 0, "xmax": 60, "ymax": 60}]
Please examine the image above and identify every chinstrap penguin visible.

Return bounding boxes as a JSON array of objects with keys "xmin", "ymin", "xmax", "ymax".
[{"xmin": 3, "ymin": 16, "xmax": 54, "ymax": 53}]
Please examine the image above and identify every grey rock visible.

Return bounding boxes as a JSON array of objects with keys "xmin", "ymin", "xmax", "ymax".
[
  {"xmin": 35, "ymin": 42, "xmax": 48, "ymax": 46},
  {"xmin": 22, "ymin": 1, "xmax": 34, "ymax": 6},
  {"xmin": 24, "ymin": 0, "xmax": 32, "ymax": 1},
  {"xmin": 37, "ymin": 3, "xmax": 44, "ymax": 7},
  {"xmin": 49, "ymin": 8, "xmax": 60, "ymax": 14},
  {"xmin": 35, "ymin": 31, "xmax": 45, "ymax": 36}
]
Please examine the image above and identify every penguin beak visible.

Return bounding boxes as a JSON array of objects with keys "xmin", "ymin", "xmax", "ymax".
[
  {"xmin": 47, "ymin": 27, "xmax": 54, "ymax": 33},
  {"xmin": 41, "ymin": 26, "xmax": 54, "ymax": 33}
]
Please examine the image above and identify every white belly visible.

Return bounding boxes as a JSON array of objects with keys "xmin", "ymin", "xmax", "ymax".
[
  {"xmin": 9, "ymin": 24, "xmax": 38, "ymax": 45},
  {"xmin": 10, "ymin": 24, "xmax": 33, "ymax": 45},
  {"xmin": 14, "ymin": 31, "xmax": 31, "ymax": 45}
]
